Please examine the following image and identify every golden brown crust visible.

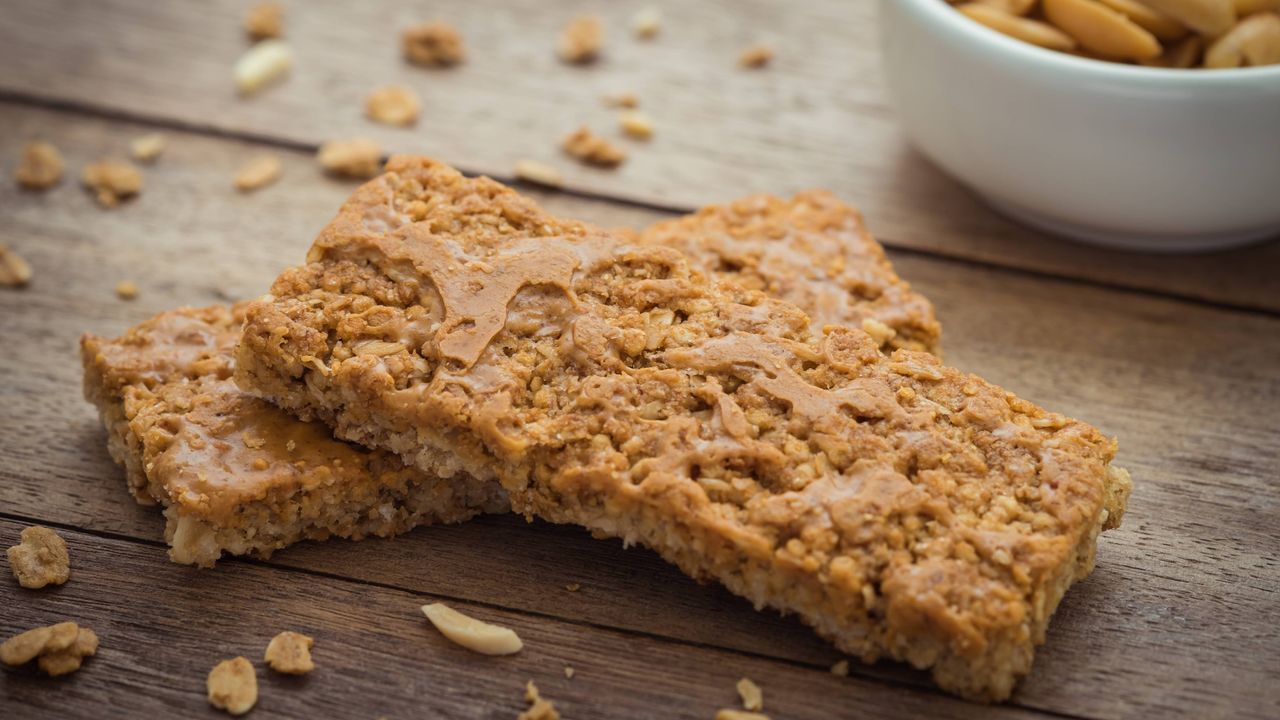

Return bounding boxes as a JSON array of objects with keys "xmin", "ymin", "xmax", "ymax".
[{"xmin": 236, "ymin": 156, "xmax": 1130, "ymax": 700}]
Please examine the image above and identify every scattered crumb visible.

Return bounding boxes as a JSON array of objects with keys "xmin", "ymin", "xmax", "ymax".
[
  {"xmin": 1, "ymin": 622, "xmax": 96, "ymax": 676},
  {"xmin": 235, "ymin": 39, "xmax": 292, "ymax": 94},
  {"xmin": 558, "ymin": 16, "xmax": 603, "ymax": 63},
  {"xmin": 403, "ymin": 22, "xmax": 465, "ymax": 66},
  {"xmin": 633, "ymin": 7, "xmax": 662, "ymax": 39},
  {"xmin": 6, "ymin": 525, "xmax": 70, "ymax": 588},
  {"xmin": 739, "ymin": 44, "xmax": 774, "ymax": 68},
  {"xmin": 564, "ymin": 582, "xmax": 581, "ymax": 592},
  {"xmin": 562, "ymin": 127, "xmax": 626, "ymax": 168},
  {"xmin": 715, "ymin": 710, "xmax": 770, "ymax": 720},
  {"xmin": 421, "ymin": 603, "xmax": 523, "ymax": 655},
  {"xmin": 264, "ymin": 631, "xmax": 314, "ymax": 674},
  {"xmin": 317, "ymin": 138, "xmax": 382, "ymax": 179},
  {"xmin": 0, "ymin": 244, "xmax": 33, "ymax": 288},
  {"xmin": 513, "ymin": 160, "xmax": 563, "ymax": 188},
  {"xmin": 130, "ymin": 133, "xmax": 166, "ymax": 164},
  {"xmin": 37, "ymin": 628, "xmax": 98, "ymax": 677},
  {"xmin": 603, "ymin": 92, "xmax": 638, "ymax": 109},
  {"xmin": 365, "ymin": 85, "xmax": 421, "ymax": 127},
  {"xmin": 563, "ymin": 665, "xmax": 575, "ymax": 679},
  {"xmin": 234, "ymin": 155, "xmax": 282, "ymax": 192},
  {"xmin": 619, "ymin": 111, "xmax": 654, "ymax": 140},
  {"xmin": 244, "ymin": 2, "xmax": 284, "ymax": 41},
  {"xmin": 207, "ymin": 657, "xmax": 257, "ymax": 716},
  {"xmin": 14, "ymin": 141, "xmax": 64, "ymax": 190},
  {"xmin": 115, "ymin": 281, "xmax": 139, "ymax": 300},
  {"xmin": 736, "ymin": 677, "xmax": 763, "ymax": 711},
  {"xmin": 830, "ymin": 659, "xmax": 849, "ymax": 677},
  {"xmin": 519, "ymin": 680, "xmax": 560, "ymax": 720},
  {"xmin": 81, "ymin": 160, "xmax": 142, "ymax": 208}
]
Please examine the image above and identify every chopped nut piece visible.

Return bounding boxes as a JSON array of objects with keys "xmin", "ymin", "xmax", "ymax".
[
  {"xmin": 264, "ymin": 631, "xmax": 314, "ymax": 674},
  {"xmin": 519, "ymin": 680, "xmax": 561, "ymax": 720},
  {"xmin": 235, "ymin": 39, "xmax": 292, "ymax": 94},
  {"xmin": 513, "ymin": 160, "xmax": 564, "ymax": 188},
  {"xmin": 830, "ymin": 659, "xmax": 849, "ymax": 676},
  {"xmin": 736, "ymin": 677, "xmax": 763, "ymax": 711},
  {"xmin": 365, "ymin": 85, "xmax": 421, "ymax": 127},
  {"xmin": 420, "ymin": 602, "xmax": 523, "ymax": 655},
  {"xmin": 244, "ymin": 2, "xmax": 284, "ymax": 41},
  {"xmin": 619, "ymin": 111, "xmax": 654, "ymax": 140},
  {"xmin": 81, "ymin": 160, "xmax": 142, "ymax": 208},
  {"xmin": 563, "ymin": 665, "xmax": 575, "ymax": 679},
  {"xmin": 561, "ymin": 126, "xmax": 626, "ymax": 168},
  {"xmin": 116, "ymin": 281, "xmax": 139, "ymax": 300},
  {"xmin": 130, "ymin": 133, "xmax": 166, "ymax": 163},
  {"xmin": 739, "ymin": 44, "xmax": 775, "ymax": 68},
  {"xmin": 403, "ymin": 22, "xmax": 466, "ymax": 66},
  {"xmin": 37, "ymin": 628, "xmax": 98, "ymax": 677},
  {"xmin": 317, "ymin": 138, "xmax": 382, "ymax": 179},
  {"xmin": 558, "ymin": 16, "xmax": 603, "ymax": 63},
  {"xmin": 633, "ymin": 7, "xmax": 663, "ymax": 38},
  {"xmin": 715, "ymin": 711, "xmax": 770, "ymax": 720},
  {"xmin": 603, "ymin": 92, "xmax": 639, "ymax": 108},
  {"xmin": 208, "ymin": 657, "xmax": 258, "ymax": 716},
  {"xmin": 14, "ymin": 141, "xmax": 64, "ymax": 190},
  {"xmin": 0, "ymin": 244, "xmax": 33, "ymax": 288},
  {"xmin": 564, "ymin": 582, "xmax": 581, "ymax": 592},
  {"xmin": 7, "ymin": 525, "xmax": 70, "ymax": 588},
  {"xmin": 860, "ymin": 317, "xmax": 897, "ymax": 346},
  {"xmin": 234, "ymin": 155, "xmax": 283, "ymax": 192}
]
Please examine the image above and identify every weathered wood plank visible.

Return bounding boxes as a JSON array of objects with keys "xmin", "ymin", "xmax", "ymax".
[
  {"xmin": 1, "ymin": 1, "xmax": 1277, "ymax": 311},
  {"xmin": 1, "ymin": 103, "xmax": 1278, "ymax": 719}
]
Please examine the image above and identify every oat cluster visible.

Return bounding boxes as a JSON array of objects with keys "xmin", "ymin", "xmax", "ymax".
[
  {"xmin": 264, "ymin": 630, "xmax": 315, "ymax": 674},
  {"xmin": 403, "ymin": 22, "xmax": 466, "ymax": 66},
  {"xmin": 7, "ymin": 525, "xmax": 71, "ymax": 588},
  {"xmin": 561, "ymin": 126, "xmax": 627, "ymax": 167},
  {"xmin": 81, "ymin": 160, "xmax": 143, "ymax": 208},
  {"xmin": 317, "ymin": 138, "xmax": 383, "ymax": 179},
  {"xmin": 14, "ymin": 141, "xmax": 64, "ymax": 190},
  {"xmin": 0, "ymin": 622, "xmax": 98, "ymax": 676}
]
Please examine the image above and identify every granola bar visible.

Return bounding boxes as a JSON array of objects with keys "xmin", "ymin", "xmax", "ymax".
[
  {"xmin": 80, "ymin": 303, "xmax": 506, "ymax": 567},
  {"xmin": 235, "ymin": 157, "xmax": 1130, "ymax": 700}
]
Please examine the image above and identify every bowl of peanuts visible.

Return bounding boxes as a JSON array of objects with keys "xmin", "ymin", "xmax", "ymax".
[{"xmin": 880, "ymin": 0, "xmax": 1280, "ymax": 251}]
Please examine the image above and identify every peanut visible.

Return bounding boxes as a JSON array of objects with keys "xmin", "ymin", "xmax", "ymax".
[
  {"xmin": 1045, "ymin": 0, "xmax": 1163, "ymax": 59},
  {"xmin": 1097, "ymin": 0, "xmax": 1191, "ymax": 39},
  {"xmin": 1205, "ymin": 11, "xmax": 1280, "ymax": 65},
  {"xmin": 1130, "ymin": 0, "xmax": 1236, "ymax": 35},
  {"xmin": 958, "ymin": 4, "xmax": 1079, "ymax": 50}
]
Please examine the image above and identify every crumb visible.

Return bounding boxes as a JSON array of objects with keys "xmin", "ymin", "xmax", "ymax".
[
  {"xmin": 558, "ymin": 16, "xmax": 602, "ymax": 63},
  {"xmin": 0, "ymin": 244, "xmax": 33, "ymax": 288},
  {"xmin": 421, "ymin": 603, "xmax": 523, "ymax": 655},
  {"xmin": 317, "ymin": 138, "xmax": 382, "ymax": 179},
  {"xmin": 403, "ymin": 22, "xmax": 465, "ymax": 66},
  {"xmin": 208, "ymin": 657, "xmax": 257, "ymax": 715},
  {"xmin": 264, "ymin": 631, "xmax": 314, "ymax": 674},
  {"xmin": 1, "ymin": 622, "xmax": 96, "ymax": 676},
  {"xmin": 244, "ymin": 2, "xmax": 284, "ymax": 41},
  {"xmin": 603, "ymin": 92, "xmax": 638, "ymax": 108},
  {"xmin": 830, "ymin": 659, "xmax": 849, "ymax": 676},
  {"xmin": 37, "ymin": 628, "xmax": 98, "ymax": 677},
  {"xmin": 81, "ymin": 160, "xmax": 142, "ymax": 208},
  {"xmin": 365, "ymin": 85, "xmax": 421, "ymax": 127},
  {"xmin": 519, "ymin": 680, "xmax": 560, "ymax": 720},
  {"xmin": 618, "ymin": 111, "xmax": 654, "ymax": 140},
  {"xmin": 513, "ymin": 160, "xmax": 563, "ymax": 188},
  {"xmin": 561, "ymin": 127, "xmax": 626, "ymax": 168},
  {"xmin": 563, "ymin": 582, "xmax": 581, "ymax": 592},
  {"xmin": 235, "ymin": 39, "xmax": 292, "ymax": 94},
  {"xmin": 6, "ymin": 525, "xmax": 70, "ymax": 588},
  {"xmin": 14, "ymin": 141, "xmax": 64, "ymax": 190},
  {"xmin": 563, "ymin": 665, "xmax": 574, "ymax": 679},
  {"xmin": 115, "ymin": 281, "xmax": 139, "ymax": 300},
  {"xmin": 234, "ymin": 155, "xmax": 282, "ymax": 192},
  {"xmin": 715, "ymin": 711, "xmax": 770, "ymax": 720},
  {"xmin": 736, "ymin": 677, "xmax": 763, "ymax": 711},
  {"xmin": 739, "ymin": 44, "xmax": 774, "ymax": 68},
  {"xmin": 130, "ymin": 134, "xmax": 166, "ymax": 164},
  {"xmin": 633, "ymin": 7, "xmax": 662, "ymax": 39}
]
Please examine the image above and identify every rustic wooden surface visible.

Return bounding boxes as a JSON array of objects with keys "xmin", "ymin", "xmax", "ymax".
[{"xmin": 1, "ymin": 2, "xmax": 1278, "ymax": 719}]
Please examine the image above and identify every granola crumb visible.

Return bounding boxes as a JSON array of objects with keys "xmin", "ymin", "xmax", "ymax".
[
  {"xmin": 0, "ymin": 244, "xmax": 33, "ymax": 288},
  {"xmin": 36, "ymin": 628, "xmax": 98, "ymax": 677},
  {"xmin": 208, "ymin": 657, "xmax": 257, "ymax": 716},
  {"xmin": 317, "ymin": 138, "xmax": 382, "ymax": 179},
  {"xmin": 561, "ymin": 127, "xmax": 626, "ymax": 168},
  {"xmin": 264, "ymin": 631, "xmax": 314, "ymax": 674},
  {"xmin": 557, "ymin": 16, "xmax": 603, "ymax": 63},
  {"xmin": 130, "ymin": 134, "xmax": 166, "ymax": 164},
  {"xmin": 6, "ymin": 525, "xmax": 70, "ymax": 588},
  {"xmin": 633, "ymin": 7, "xmax": 662, "ymax": 39},
  {"xmin": 519, "ymin": 680, "xmax": 560, "ymax": 720},
  {"xmin": 244, "ymin": 2, "xmax": 284, "ymax": 41},
  {"xmin": 115, "ymin": 281, "xmax": 139, "ymax": 300},
  {"xmin": 14, "ymin": 141, "xmax": 64, "ymax": 190},
  {"xmin": 563, "ymin": 665, "xmax": 574, "ymax": 679},
  {"xmin": 234, "ymin": 155, "xmax": 282, "ymax": 192},
  {"xmin": 513, "ymin": 160, "xmax": 563, "ymax": 188},
  {"xmin": 564, "ymin": 582, "xmax": 581, "ymax": 592},
  {"xmin": 403, "ymin": 22, "xmax": 465, "ymax": 66},
  {"xmin": 715, "ymin": 710, "xmax": 770, "ymax": 720},
  {"xmin": 736, "ymin": 677, "xmax": 763, "ymax": 711},
  {"xmin": 603, "ymin": 92, "xmax": 638, "ymax": 109},
  {"xmin": 234, "ymin": 39, "xmax": 292, "ymax": 95},
  {"xmin": 81, "ymin": 160, "xmax": 142, "ymax": 208},
  {"xmin": 739, "ymin": 44, "xmax": 774, "ymax": 68},
  {"xmin": 619, "ymin": 111, "xmax": 654, "ymax": 140},
  {"xmin": 365, "ymin": 85, "xmax": 421, "ymax": 127},
  {"xmin": 830, "ymin": 659, "xmax": 849, "ymax": 677},
  {"xmin": 1, "ymin": 622, "xmax": 95, "ymax": 676},
  {"xmin": 421, "ymin": 603, "xmax": 523, "ymax": 655}
]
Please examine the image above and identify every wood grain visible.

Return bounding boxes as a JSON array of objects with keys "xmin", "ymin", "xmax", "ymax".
[
  {"xmin": 1, "ymin": 103, "xmax": 1278, "ymax": 719},
  {"xmin": 1, "ymin": 0, "xmax": 1277, "ymax": 312}
]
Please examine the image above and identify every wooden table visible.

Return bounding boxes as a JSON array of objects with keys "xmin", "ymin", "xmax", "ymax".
[{"xmin": 1, "ymin": 2, "xmax": 1276, "ymax": 718}]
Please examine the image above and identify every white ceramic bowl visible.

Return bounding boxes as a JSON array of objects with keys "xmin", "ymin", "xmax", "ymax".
[{"xmin": 879, "ymin": 0, "xmax": 1280, "ymax": 252}]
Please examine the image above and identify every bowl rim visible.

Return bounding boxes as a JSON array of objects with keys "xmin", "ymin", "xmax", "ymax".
[{"xmin": 897, "ymin": 0, "xmax": 1280, "ymax": 84}]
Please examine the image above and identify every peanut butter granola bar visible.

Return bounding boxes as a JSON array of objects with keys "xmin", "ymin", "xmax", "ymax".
[
  {"xmin": 81, "ymin": 303, "xmax": 505, "ymax": 566},
  {"xmin": 235, "ymin": 157, "xmax": 1131, "ymax": 700}
]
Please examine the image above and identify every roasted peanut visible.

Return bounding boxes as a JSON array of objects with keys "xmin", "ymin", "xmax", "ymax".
[
  {"xmin": 958, "ymin": 4, "xmax": 1079, "ymax": 50},
  {"xmin": 1205, "ymin": 11, "xmax": 1280, "ymax": 66},
  {"xmin": 1044, "ymin": 0, "xmax": 1163, "ymax": 59}
]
